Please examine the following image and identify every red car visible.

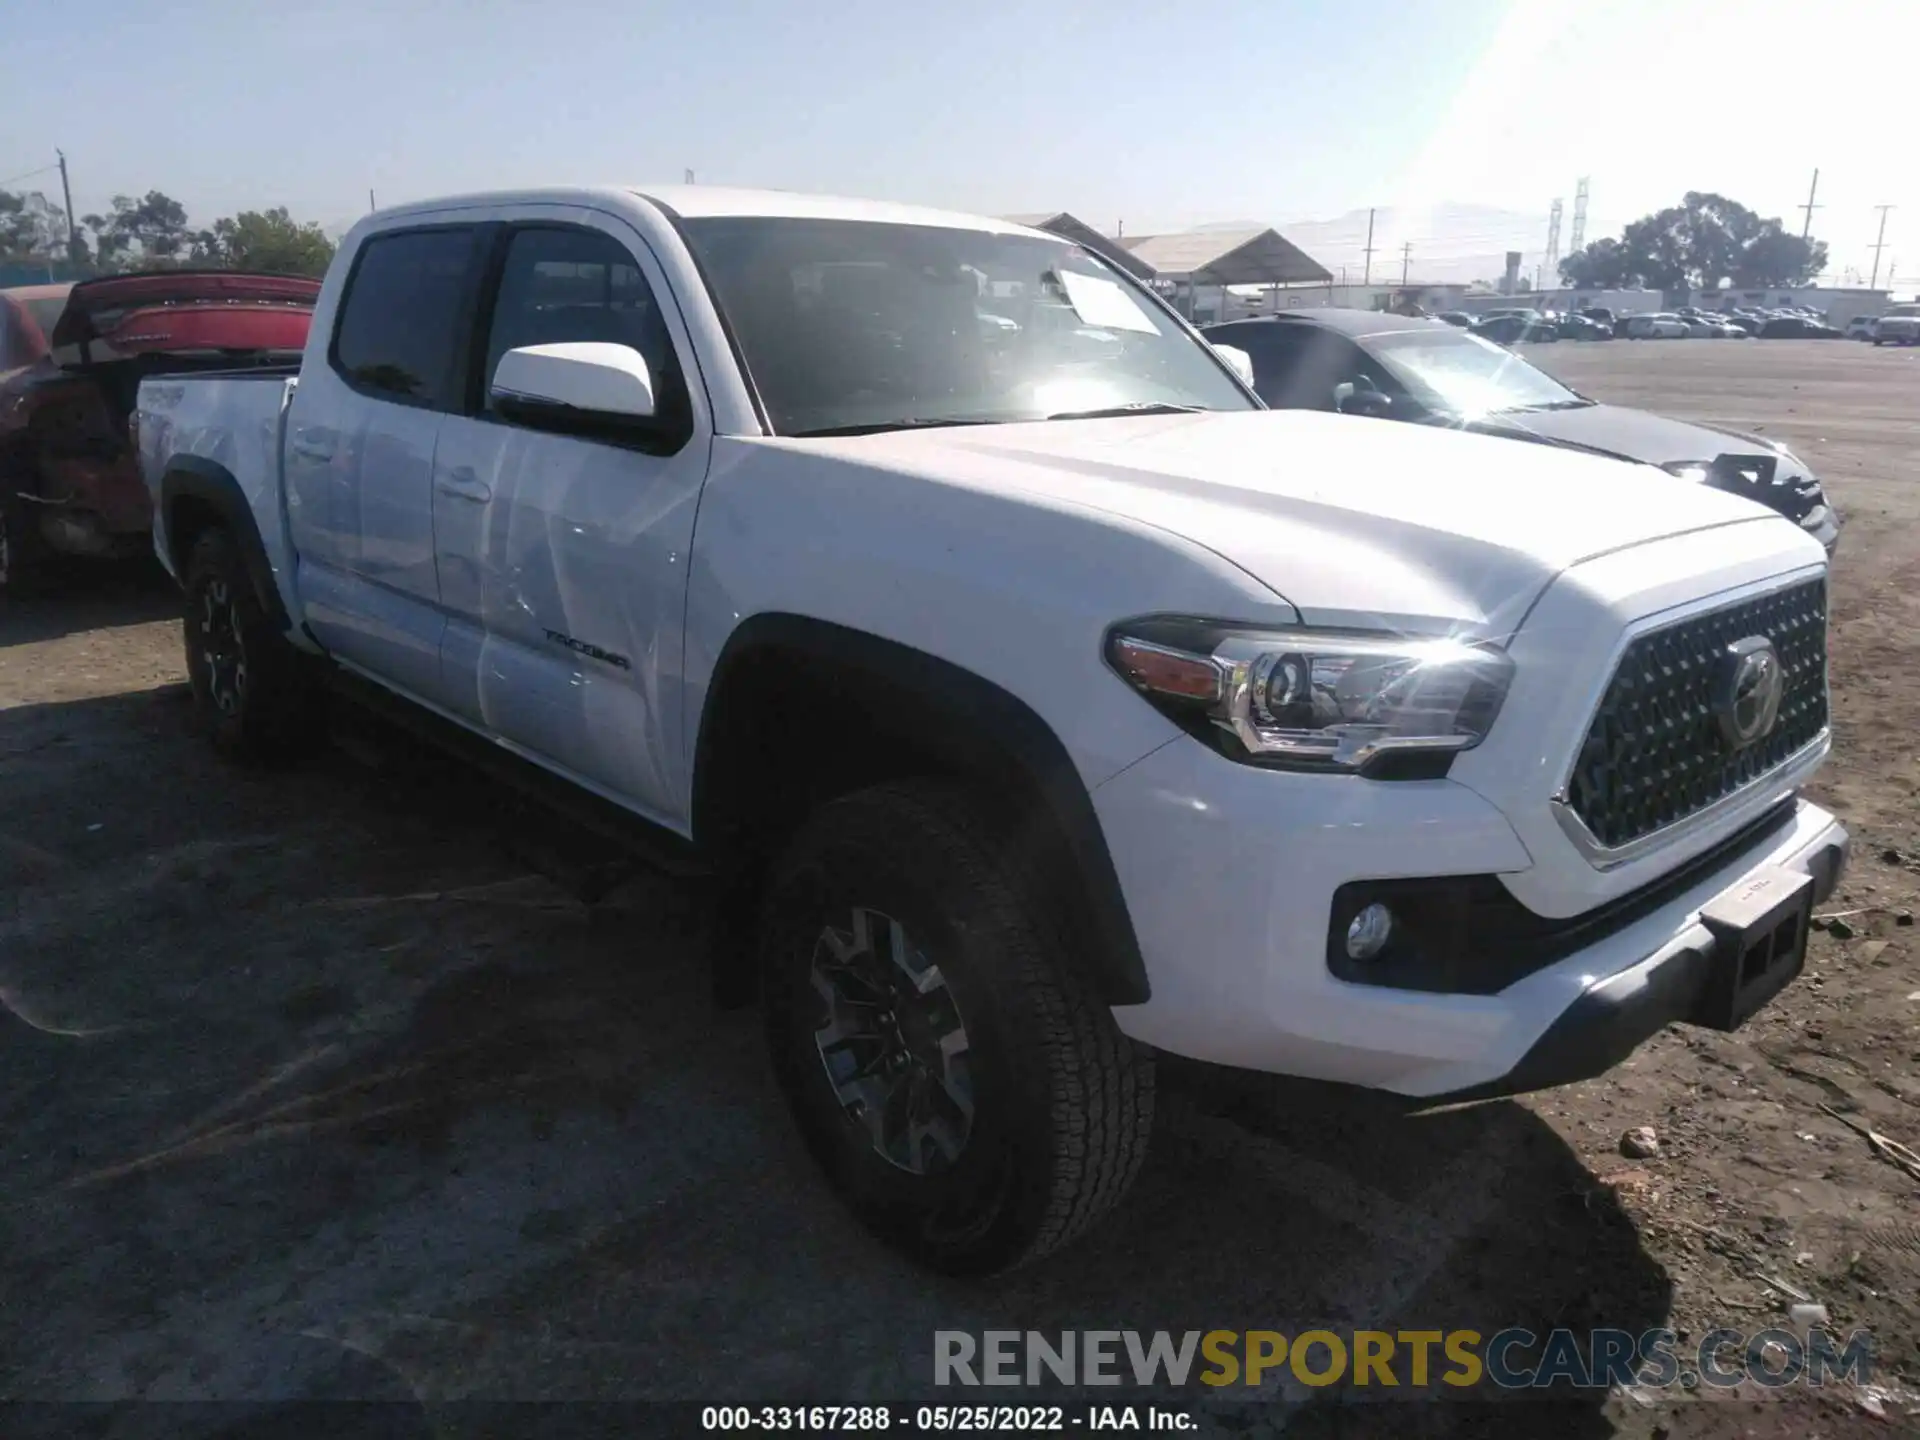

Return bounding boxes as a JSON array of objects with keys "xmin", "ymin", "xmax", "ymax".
[{"xmin": 1, "ymin": 271, "xmax": 320, "ymax": 592}]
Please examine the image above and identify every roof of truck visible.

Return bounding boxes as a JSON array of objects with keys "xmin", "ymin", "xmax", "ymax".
[{"xmin": 364, "ymin": 185, "xmax": 1053, "ymax": 238}]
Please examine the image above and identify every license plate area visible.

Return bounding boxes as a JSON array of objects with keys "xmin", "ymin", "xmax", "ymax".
[{"xmin": 1695, "ymin": 866, "xmax": 1814, "ymax": 1031}]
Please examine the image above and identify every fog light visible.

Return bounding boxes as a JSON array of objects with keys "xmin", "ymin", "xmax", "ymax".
[{"xmin": 1345, "ymin": 903, "xmax": 1394, "ymax": 961}]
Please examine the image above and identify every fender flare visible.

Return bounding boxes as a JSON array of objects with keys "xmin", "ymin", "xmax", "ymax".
[
  {"xmin": 158, "ymin": 456, "xmax": 289, "ymax": 631},
  {"xmin": 692, "ymin": 614, "xmax": 1151, "ymax": 1006}
]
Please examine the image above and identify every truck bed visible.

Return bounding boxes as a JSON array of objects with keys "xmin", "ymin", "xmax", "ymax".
[{"xmin": 136, "ymin": 370, "xmax": 300, "ymax": 603}]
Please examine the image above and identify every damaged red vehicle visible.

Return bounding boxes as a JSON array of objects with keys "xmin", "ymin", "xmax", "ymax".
[{"xmin": 1, "ymin": 271, "xmax": 320, "ymax": 592}]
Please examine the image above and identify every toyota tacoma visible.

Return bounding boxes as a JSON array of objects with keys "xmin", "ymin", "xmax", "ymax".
[{"xmin": 135, "ymin": 186, "xmax": 1847, "ymax": 1274}]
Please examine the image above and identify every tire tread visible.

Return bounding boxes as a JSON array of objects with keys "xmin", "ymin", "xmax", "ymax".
[{"xmin": 771, "ymin": 779, "xmax": 1153, "ymax": 1271}]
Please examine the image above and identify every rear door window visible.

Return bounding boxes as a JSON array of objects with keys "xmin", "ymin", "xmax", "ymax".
[{"xmin": 330, "ymin": 227, "xmax": 483, "ymax": 410}]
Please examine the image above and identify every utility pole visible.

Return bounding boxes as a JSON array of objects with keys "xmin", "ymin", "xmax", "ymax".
[
  {"xmin": 1400, "ymin": 241, "xmax": 1412, "ymax": 287},
  {"xmin": 1798, "ymin": 168, "xmax": 1821, "ymax": 241},
  {"xmin": 1362, "ymin": 208, "xmax": 1376, "ymax": 285},
  {"xmin": 368, "ymin": 188, "xmax": 376, "ymax": 213},
  {"xmin": 684, "ymin": 168, "xmax": 696, "ymax": 184},
  {"xmin": 56, "ymin": 149, "xmax": 81, "ymax": 267},
  {"xmin": 1869, "ymin": 205, "xmax": 1894, "ymax": 290}
]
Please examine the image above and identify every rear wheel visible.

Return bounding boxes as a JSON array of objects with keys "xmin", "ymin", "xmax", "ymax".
[
  {"xmin": 761, "ymin": 780, "xmax": 1154, "ymax": 1275},
  {"xmin": 182, "ymin": 527, "xmax": 321, "ymax": 761}
]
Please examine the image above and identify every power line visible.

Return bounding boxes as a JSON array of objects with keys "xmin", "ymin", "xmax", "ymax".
[{"xmin": 0, "ymin": 161, "xmax": 61, "ymax": 189}]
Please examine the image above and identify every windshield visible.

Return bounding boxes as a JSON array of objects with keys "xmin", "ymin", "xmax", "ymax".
[
  {"xmin": 679, "ymin": 217, "xmax": 1255, "ymax": 436},
  {"xmin": 1368, "ymin": 329, "xmax": 1587, "ymax": 417}
]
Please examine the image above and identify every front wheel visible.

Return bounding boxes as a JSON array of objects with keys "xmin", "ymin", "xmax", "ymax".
[
  {"xmin": 182, "ymin": 527, "xmax": 321, "ymax": 761},
  {"xmin": 760, "ymin": 780, "xmax": 1154, "ymax": 1275}
]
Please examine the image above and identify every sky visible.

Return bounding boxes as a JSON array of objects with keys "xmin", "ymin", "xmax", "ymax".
[{"xmin": 5, "ymin": 0, "xmax": 1916, "ymax": 289}]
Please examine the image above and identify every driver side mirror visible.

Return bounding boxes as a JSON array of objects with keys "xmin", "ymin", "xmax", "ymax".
[
  {"xmin": 1332, "ymin": 379, "xmax": 1394, "ymax": 419},
  {"xmin": 1209, "ymin": 342, "xmax": 1256, "ymax": 389},
  {"xmin": 490, "ymin": 342, "xmax": 657, "ymax": 434}
]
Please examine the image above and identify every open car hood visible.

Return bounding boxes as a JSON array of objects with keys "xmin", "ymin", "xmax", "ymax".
[{"xmin": 48, "ymin": 270, "xmax": 321, "ymax": 361}]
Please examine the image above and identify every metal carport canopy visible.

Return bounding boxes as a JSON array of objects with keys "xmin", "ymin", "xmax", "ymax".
[
  {"xmin": 998, "ymin": 212, "xmax": 1156, "ymax": 281},
  {"xmin": 1118, "ymin": 228, "xmax": 1333, "ymax": 286}
]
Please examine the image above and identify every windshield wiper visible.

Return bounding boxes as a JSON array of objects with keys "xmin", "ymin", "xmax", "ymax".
[
  {"xmin": 1495, "ymin": 399, "xmax": 1595, "ymax": 413},
  {"xmin": 787, "ymin": 417, "xmax": 1006, "ymax": 438},
  {"xmin": 1043, "ymin": 402, "xmax": 1205, "ymax": 422}
]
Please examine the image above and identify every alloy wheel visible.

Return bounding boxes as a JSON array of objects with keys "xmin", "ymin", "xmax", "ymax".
[
  {"xmin": 809, "ymin": 906, "xmax": 975, "ymax": 1175},
  {"xmin": 198, "ymin": 578, "xmax": 248, "ymax": 715}
]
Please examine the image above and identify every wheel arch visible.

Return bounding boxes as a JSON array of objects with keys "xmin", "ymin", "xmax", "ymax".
[
  {"xmin": 158, "ymin": 457, "xmax": 288, "ymax": 631},
  {"xmin": 691, "ymin": 614, "xmax": 1152, "ymax": 1007}
]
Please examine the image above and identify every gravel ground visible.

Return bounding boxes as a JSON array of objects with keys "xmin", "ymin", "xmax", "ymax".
[{"xmin": 1, "ymin": 339, "xmax": 1915, "ymax": 1437}]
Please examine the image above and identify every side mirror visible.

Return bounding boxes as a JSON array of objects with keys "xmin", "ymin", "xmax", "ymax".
[
  {"xmin": 1210, "ymin": 342, "xmax": 1256, "ymax": 389},
  {"xmin": 1333, "ymin": 381, "xmax": 1394, "ymax": 419},
  {"xmin": 490, "ymin": 342, "xmax": 656, "ymax": 432}
]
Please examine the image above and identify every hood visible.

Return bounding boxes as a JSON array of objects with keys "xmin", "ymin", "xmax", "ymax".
[
  {"xmin": 765, "ymin": 409, "xmax": 1783, "ymax": 636},
  {"xmin": 1472, "ymin": 402, "xmax": 1789, "ymax": 469},
  {"xmin": 49, "ymin": 270, "xmax": 321, "ymax": 357},
  {"xmin": 1470, "ymin": 403, "xmax": 1829, "ymax": 529}
]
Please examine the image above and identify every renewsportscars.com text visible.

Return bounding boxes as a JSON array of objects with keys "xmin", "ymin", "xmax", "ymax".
[{"xmin": 934, "ymin": 1328, "xmax": 1874, "ymax": 1391}]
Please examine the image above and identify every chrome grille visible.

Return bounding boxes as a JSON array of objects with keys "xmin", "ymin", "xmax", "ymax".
[{"xmin": 1565, "ymin": 579, "xmax": 1828, "ymax": 850}]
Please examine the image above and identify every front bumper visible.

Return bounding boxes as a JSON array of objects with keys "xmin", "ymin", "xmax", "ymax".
[
  {"xmin": 1091, "ymin": 735, "xmax": 1848, "ymax": 1099},
  {"xmin": 1433, "ymin": 811, "xmax": 1845, "ymax": 1103}
]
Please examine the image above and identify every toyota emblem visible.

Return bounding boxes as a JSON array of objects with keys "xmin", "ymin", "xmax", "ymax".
[{"xmin": 1714, "ymin": 635, "xmax": 1785, "ymax": 749}]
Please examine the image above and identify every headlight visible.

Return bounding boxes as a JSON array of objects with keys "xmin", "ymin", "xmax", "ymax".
[{"xmin": 1106, "ymin": 618, "xmax": 1514, "ymax": 774}]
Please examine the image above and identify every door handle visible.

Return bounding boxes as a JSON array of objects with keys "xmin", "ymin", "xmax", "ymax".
[
  {"xmin": 290, "ymin": 435, "xmax": 335, "ymax": 463},
  {"xmin": 435, "ymin": 466, "xmax": 493, "ymax": 503}
]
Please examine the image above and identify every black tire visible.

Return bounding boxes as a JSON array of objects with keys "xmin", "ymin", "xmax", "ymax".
[
  {"xmin": 760, "ymin": 779, "xmax": 1154, "ymax": 1275},
  {"xmin": 182, "ymin": 527, "xmax": 321, "ymax": 761}
]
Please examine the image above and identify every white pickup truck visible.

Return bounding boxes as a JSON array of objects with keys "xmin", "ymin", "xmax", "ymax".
[{"xmin": 136, "ymin": 185, "xmax": 1847, "ymax": 1275}]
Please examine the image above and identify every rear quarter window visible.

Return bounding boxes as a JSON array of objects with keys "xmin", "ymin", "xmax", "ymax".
[{"xmin": 330, "ymin": 227, "xmax": 482, "ymax": 410}]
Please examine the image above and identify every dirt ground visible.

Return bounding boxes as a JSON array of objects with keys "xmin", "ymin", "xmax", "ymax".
[{"xmin": 2, "ymin": 339, "xmax": 1916, "ymax": 1437}]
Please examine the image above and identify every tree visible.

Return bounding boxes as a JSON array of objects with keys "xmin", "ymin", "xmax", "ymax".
[
  {"xmin": 82, "ymin": 191, "xmax": 192, "ymax": 270},
  {"xmin": 1557, "ymin": 236, "xmax": 1634, "ymax": 289},
  {"xmin": 0, "ymin": 189, "xmax": 75, "ymax": 266},
  {"xmin": 1560, "ymin": 191, "xmax": 1827, "ymax": 292},
  {"xmin": 189, "ymin": 207, "xmax": 335, "ymax": 277}
]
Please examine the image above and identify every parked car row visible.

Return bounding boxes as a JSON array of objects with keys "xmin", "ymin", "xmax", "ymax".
[
  {"xmin": 1440, "ymin": 307, "xmax": 1621, "ymax": 346},
  {"xmin": 1439, "ymin": 301, "xmax": 1860, "ymax": 345}
]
